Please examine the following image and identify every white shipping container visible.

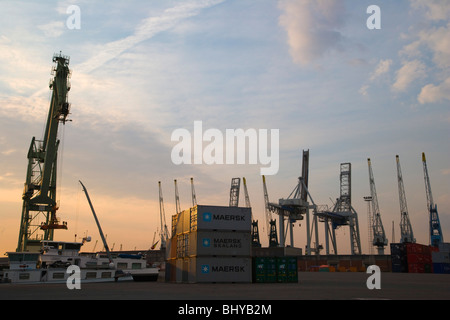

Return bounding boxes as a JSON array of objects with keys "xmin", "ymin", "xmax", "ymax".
[
  {"xmin": 438, "ymin": 242, "xmax": 450, "ymax": 253},
  {"xmin": 191, "ymin": 205, "xmax": 252, "ymax": 232},
  {"xmin": 187, "ymin": 231, "xmax": 251, "ymax": 257},
  {"xmin": 187, "ymin": 256, "xmax": 252, "ymax": 283},
  {"xmin": 432, "ymin": 251, "xmax": 450, "ymax": 263}
]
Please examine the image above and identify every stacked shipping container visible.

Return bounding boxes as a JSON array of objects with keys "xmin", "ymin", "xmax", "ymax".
[
  {"xmin": 252, "ymin": 256, "xmax": 298, "ymax": 283},
  {"xmin": 432, "ymin": 242, "xmax": 450, "ymax": 274},
  {"xmin": 391, "ymin": 242, "xmax": 450, "ymax": 274},
  {"xmin": 166, "ymin": 205, "xmax": 252, "ymax": 283}
]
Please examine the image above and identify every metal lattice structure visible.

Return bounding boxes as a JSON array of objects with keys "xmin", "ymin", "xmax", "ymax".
[
  {"xmin": 315, "ymin": 163, "xmax": 361, "ymax": 255},
  {"xmin": 396, "ymin": 155, "xmax": 415, "ymax": 243},
  {"xmin": 367, "ymin": 158, "xmax": 388, "ymax": 254},
  {"xmin": 422, "ymin": 153, "xmax": 444, "ymax": 247},
  {"xmin": 17, "ymin": 53, "xmax": 72, "ymax": 252}
]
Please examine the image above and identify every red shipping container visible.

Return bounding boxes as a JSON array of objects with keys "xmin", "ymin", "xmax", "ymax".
[
  {"xmin": 408, "ymin": 263, "xmax": 425, "ymax": 273},
  {"xmin": 407, "ymin": 253, "xmax": 423, "ymax": 264}
]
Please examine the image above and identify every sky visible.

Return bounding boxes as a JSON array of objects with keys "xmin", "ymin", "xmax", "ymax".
[{"xmin": 0, "ymin": 0, "xmax": 449, "ymax": 256}]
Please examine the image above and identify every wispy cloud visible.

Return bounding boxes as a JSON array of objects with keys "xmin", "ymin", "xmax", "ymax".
[
  {"xmin": 77, "ymin": 0, "xmax": 226, "ymax": 74},
  {"xmin": 392, "ymin": 59, "xmax": 426, "ymax": 92},
  {"xmin": 278, "ymin": 0, "xmax": 346, "ymax": 66}
]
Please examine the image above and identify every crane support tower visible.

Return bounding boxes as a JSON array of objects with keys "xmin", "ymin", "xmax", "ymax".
[
  {"xmin": 396, "ymin": 155, "xmax": 415, "ymax": 243},
  {"xmin": 314, "ymin": 163, "xmax": 361, "ymax": 255},
  {"xmin": 17, "ymin": 52, "xmax": 72, "ymax": 252},
  {"xmin": 367, "ymin": 158, "xmax": 388, "ymax": 254},
  {"xmin": 422, "ymin": 153, "xmax": 444, "ymax": 247}
]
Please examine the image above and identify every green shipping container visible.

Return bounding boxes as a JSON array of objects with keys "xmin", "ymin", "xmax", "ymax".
[
  {"xmin": 252, "ymin": 257, "xmax": 298, "ymax": 283},
  {"xmin": 287, "ymin": 257, "xmax": 298, "ymax": 283},
  {"xmin": 252, "ymin": 257, "xmax": 277, "ymax": 283},
  {"xmin": 276, "ymin": 257, "xmax": 288, "ymax": 283}
]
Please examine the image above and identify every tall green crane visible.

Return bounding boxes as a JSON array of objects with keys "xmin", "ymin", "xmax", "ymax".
[{"xmin": 16, "ymin": 52, "xmax": 72, "ymax": 252}]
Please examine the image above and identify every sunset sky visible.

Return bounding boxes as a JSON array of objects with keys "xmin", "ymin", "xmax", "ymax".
[{"xmin": 1, "ymin": 0, "xmax": 449, "ymax": 255}]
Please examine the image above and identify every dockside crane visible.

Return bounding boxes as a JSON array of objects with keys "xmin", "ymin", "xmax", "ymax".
[
  {"xmin": 190, "ymin": 177, "xmax": 197, "ymax": 207},
  {"xmin": 158, "ymin": 181, "xmax": 170, "ymax": 250},
  {"xmin": 422, "ymin": 153, "xmax": 444, "ymax": 247},
  {"xmin": 367, "ymin": 158, "xmax": 388, "ymax": 254},
  {"xmin": 262, "ymin": 175, "xmax": 278, "ymax": 247},
  {"xmin": 242, "ymin": 177, "xmax": 261, "ymax": 248},
  {"xmin": 174, "ymin": 179, "xmax": 181, "ymax": 214},
  {"xmin": 17, "ymin": 52, "xmax": 72, "ymax": 252},
  {"xmin": 396, "ymin": 155, "xmax": 415, "ymax": 243}
]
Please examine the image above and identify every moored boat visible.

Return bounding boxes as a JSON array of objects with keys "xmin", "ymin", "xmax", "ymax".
[{"xmin": 2, "ymin": 240, "xmax": 159, "ymax": 284}]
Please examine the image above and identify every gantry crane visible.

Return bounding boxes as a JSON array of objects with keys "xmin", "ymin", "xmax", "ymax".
[
  {"xmin": 17, "ymin": 52, "xmax": 72, "ymax": 252},
  {"xmin": 158, "ymin": 181, "xmax": 170, "ymax": 250},
  {"xmin": 316, "ymin": 163, "xmax": 361, "ymax": 255},
  {"xmin": 367, "ymin": 158, "xmax": 388, "ymax": 254},
  {"xmin": 422, "ymin": 152, "xmax": 444, "ymax": 247},
  {"xmin": 396, "ymin": 155, "xmax": 415, "ymax": 243}
]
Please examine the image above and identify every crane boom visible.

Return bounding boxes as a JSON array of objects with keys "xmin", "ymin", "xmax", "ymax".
[
  {"xmin": 79, "ymin": 181, "xmax": 113, "ymax": 265},
  {"xmin": 396, "ymin": 155, "xmax": 415, "ymax": 243},
  {"xmin": 367, "ymin": 158, "xmax": 388, "ymax": 254},
  {"xmin": 422, "ymin": 152, "xmax": 444, "ymax": 247}
]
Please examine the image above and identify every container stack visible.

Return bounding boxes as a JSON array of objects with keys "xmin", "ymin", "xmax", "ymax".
[
  {"xmin": 166, "ymin": 205, "xmax": 252, "ymax": 283},
  {"xmin": 432, "ymin": 243, "xmax": 450, "ymax": 274},
  {"xmin": 252, "ymin": 256, "xmax": 298, "ymax": 283},
  {"xmin": 391, "ymin": 243, "xmax": 434, "ymax": 273}
]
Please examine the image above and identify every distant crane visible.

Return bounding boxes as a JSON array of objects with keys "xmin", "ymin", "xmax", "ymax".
[
  {"xmin": 315, "ymin": 163, "xmax": 361, "ymax": 255},
  {"xmin": 262, "ymin": 175, "xmax": 278, "ymax": 247},
  {"xmin": 367, "ymin": 158, "xmax": 388, "ymax": 254},
  {"xmin": 229, "ymin": 178, "xmax": 240, "ymax": 207},
  {"xmin": 242, "ymin": 177, "xmax": 261, "ymax": 248},
  {"xmin": 395, "ymin": 155, "xmax": 415, "ymax": 243},
  {"xmin": 158, "ymin": 181, "xmax": 170, "ymax": 250},
  {"xmin": 190, "ymin": 177, "xmax": 197, "ymax": 207},
  {"xmin": 364, "ymin": 196, "xmax": 374, "ymax": 255},
  {"xmin": 79, "ymin": 181, "xmax": 113, "ymax": 266},
  {"xmin": 422, "ymin": 152, "xmax": 444, "ymax": 247},
  {"xmin": 174, "ymin": 179, "xmax": 181, "ymax": 214},
  {"xmin": 17, "ymin": 52, "xmax": 72, "ymax": 252}
]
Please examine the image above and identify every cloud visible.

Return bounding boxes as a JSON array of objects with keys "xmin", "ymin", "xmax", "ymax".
[
  {"xmin": 37, "ymin": 21, "xmax": 65, "ymax": 38},
  {"xmin": 418, "ymin": 77, "xmax": 450, "ymax": 104},
  {"xmin": 370, "ymin": 59, "xmax": 392, "ymax": 81},
  {"xmin": 392, "ymin": 60, "xmax": 426, "ymax": 92},
  {"xmin": 278, "ymin": 0, "xmax": 346, "ymax": 66},
  {"xmin": 77, "ymin": 0, "xmax": 226, "ymax": 74},
  {"xmin": 410, "ymin": 0, "xmax": 450, "ymax": 21}
]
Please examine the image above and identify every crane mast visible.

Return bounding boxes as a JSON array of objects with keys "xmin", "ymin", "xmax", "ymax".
[
  {"xmin": 17, "ymin": 52, "xmax": 72, "ymax": 252},
  {"xmin": 367, "ymin": 158, "xmax": 388, "ymax": 254},
  {"xmin": 422, "ymin": 152, "xmax": 444, "ymax": 247},
  {"xmin": 396, "ymin": 155, "xmax": 415, "ymax": 243}
]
